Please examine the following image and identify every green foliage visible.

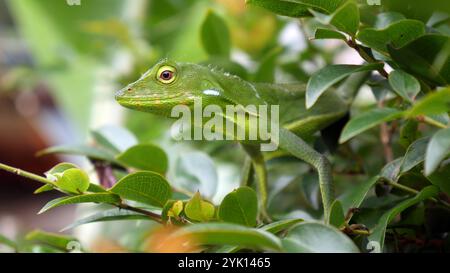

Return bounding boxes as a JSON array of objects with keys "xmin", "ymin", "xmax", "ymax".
[
  {"xmin": 1, "ymin": 0, "xmax": 449, "ymax": 254},
  {"xmin": 218, "ymin": 187, "xmax": 258, "ymax": 227},
  {"xmin": 110, "ymin": 172, "xmax": 172, "ymax": 207},
  {"xmin": 282, "ymin": 222, "xmax": 359, "ymax": 253}
]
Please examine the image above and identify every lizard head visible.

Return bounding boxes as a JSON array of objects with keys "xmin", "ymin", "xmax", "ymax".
[{"xmin": 115, "ymin": 59, "xmax": 223, "ymax": 117}]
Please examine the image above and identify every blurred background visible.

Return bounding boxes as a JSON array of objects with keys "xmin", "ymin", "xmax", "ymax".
[{"xmin": 0, "ymin": 0, "xmax": 380, "ymax": 251}]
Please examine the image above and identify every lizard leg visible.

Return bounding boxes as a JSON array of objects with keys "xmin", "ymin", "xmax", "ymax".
[{"xmin": 241, "ymin": 144, "xmax": 272, "ymax": 222}]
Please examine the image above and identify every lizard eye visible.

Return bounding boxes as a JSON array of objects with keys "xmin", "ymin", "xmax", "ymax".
[{"xmin": 157, "ymin": 65, "xmax": 177, "ymax": 84}]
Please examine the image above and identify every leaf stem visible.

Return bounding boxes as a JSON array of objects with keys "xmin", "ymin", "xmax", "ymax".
[
  {"xmin": 417, "ymin": 116, "xmax": 449, "ymax": 129},
  {"xmin": 0, "ymin": 163, "xmax": 55, "ymax": 186},
  {"xmin": 346, "ymin": 38, "xmax": 389, "ymax": 78},
  {"xmin": 117, "ymin": 203, "xmax": 163, "ymax": 224},
  {"xmin": 382, "ymin": 178, "xmax": 450, "ymax": 209}
]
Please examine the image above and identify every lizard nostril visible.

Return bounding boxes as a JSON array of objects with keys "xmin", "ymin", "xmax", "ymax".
[{"xmin": 127, "ymin": 88, "xmax": 132, "ymax": 91}]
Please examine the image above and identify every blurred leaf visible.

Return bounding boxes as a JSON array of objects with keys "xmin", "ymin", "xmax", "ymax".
[
  {"xmin": 167, "ymin": 200, "xmax": 184, "ymax": 218},
  {"xmin": 309, "ymin": 1, "xmax": 360, "ymax": 36},
  {"xmin": 200, "ymin": 10, "xmax": 230, "ymax": 57},
  {"xmin": 246, "ymin": 0, "xmax": 311, "ymax": 18},
  {"xmin": 171, "ymin": 223, "xmax": 282, "ymax": 251},
  {"xmin": 7, "ymin": 0, "xmax": 126, "ymax": 133},
  {"xmin": 39, "ymin": 193, "xmax": 121, "ymax": 214},
  {"xmin": 61, "ymin": 208, "xmax": 151, "ymax": 231},
  {"xmin": 218, "ymin": 187, "xmax": 258, "ymax": 227},
  {"xmin": 406, "ymin": 88, "xmax": 450, "ymax": 118},
  {"xmin": 91, "ymin": 125, "xmax": 138, "ymax": 153},
  {"xmin": 44, "ymin": 162, "xmax": 78, "ymax": 181},
  {"xmin": 339, "ymin": 108, "xmax": 403, "ymax": 143},
  {"xmin": 388, "ymin": 70, "xmax": 421, "ymax": 102},
  {"xmin": 215, "ymin": 219, "xmax": 303, "ymax": 253},
  {"xmin": 283, "ymin": 222, "xmax": 359, "ymax": 253},
  {"xmin": 425, "ymin": 128, "xmax": 450, "ymax": 175},
  {"xmin": 357, "ymin": 19, "xmax": 425, "ymax": 54},
  {"xmin": 26, "ymin": 230, "xmax": 78, "ymax": 251},
  {"xmin": 246, "ymin": 0, "xmax": 345, "ymax": 18},
  {"xmin": 388, "ymin": 34, "xmax": 450, "ymax": 86},
  {"xmin": 339, "ymin": 176, "xmax": 380, "ymax": 214},
  {"xmin": 380, "ymin": 158, "xmax": 403, "ymax": 182},
  {"xmin": 34, "ymin": 184, "xmax": 55, "ymax": 194},
  {"xmin": 116, "ymin": 144, "xmax": 168, "ymax": 174},
  {"xmin": 261, "ymin": 218, "xmax": 303, "ymax": 233},
  {"xmin": 174, "ymin": 152, "xmax": 218, "ymax": 199},
  {"xmin": 306, "ymin": 63, "xmax": 383, "ymax": 108},
  {"xmin": 368, "ymin": 186, "xmax": 439, "ymax": 251},
  {"xmin": 374, "ymin": 12, "xmax": 406, "ymax": 29},
  {"xmin": 328, "ymin": 200, "xmax": 345, "ymax": 228},
  {"xmin": 54, "ymin": 169, "xmax": 90, "ymax": 194},
  {"xmin": 37, "ymin": 144, "xmax": 118, "ymax": 164},
  {"xmin": 110, "ymin": 171, "xmax": 171, "ymax": 207},
  {"xmin": 400, "ymin": 137, "xmax": 429, "ymax": 174},
  {"xmin": 253, "ymin": 47, "xmax": 282, "ymax": 83},
  {"xmin": 185, "ymin": 192, "xmax": 215, "ymax": 222},
  {"xmin": 314, "ymin": 28, "xmax": 346, "ymax": 41},
  {"xmin": 399, "ymin": 119, "xmax": 420, "ymax": 148},
  {"xmin": 428, "ymin": 162, "xmax": 450, "ymax": 196},
  {"xmin": 0, "ymin": 234, "xmax": 16, "ymax": 250}
]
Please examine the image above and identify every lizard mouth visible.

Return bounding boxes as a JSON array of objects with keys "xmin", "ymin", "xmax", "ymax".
[{"xmin": 115, "ymin": 92, "xmax": 194, "ymax": 110}]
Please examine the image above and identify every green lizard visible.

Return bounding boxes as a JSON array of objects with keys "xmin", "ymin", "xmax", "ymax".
[{"xmin": 115, "ymin": 59, "xmax": 366, "ymax": 223}]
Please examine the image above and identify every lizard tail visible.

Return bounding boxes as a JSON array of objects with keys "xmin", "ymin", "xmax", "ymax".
[{"xmin": 278, "ymin": 128, "xmax": 335, "ymax": 224}]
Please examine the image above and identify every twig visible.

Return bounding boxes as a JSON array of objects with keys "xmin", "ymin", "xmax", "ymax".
[{"xmin": 117, "ymin": 203, "xmax": 163, "ymax": 224}]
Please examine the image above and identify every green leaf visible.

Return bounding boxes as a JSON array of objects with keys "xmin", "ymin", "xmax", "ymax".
[
  {"xmin": 328, "ymin": 200, "xmax": 345, "ymax": 228},
  {"xmin": 61, "ymin": 208, "xmax": 151, "ymax": 231},
  {"xmin": 116, "ymin": 144, "xmax": 168, "ymax": 174},
  {"xmin": 309, "ymin": 1, "xmax": 360, "ymax": 36},
  {"xmin": 283, "ymin": 222, "xmax": 359, "ymax": 253},
  {"xmin": 306, "ymin": 63, "xmax": 383, "ymax": 108},
  {"xmin": 339, "ymin": 176, "xmax": 380, "ymax": 214},
  {"xmin": 314, "ymin": 28, "xmax": 346, "ymax": 41},
  {"xmin": 110, "ymin": 171, "xmax": 171, "ymax": 207},
  {"xmin": 400, "ymin": 137, "xmax": 429, "ymax": 174},
  {"xmin": 54, "ymin": 169, "xmax": 90, "ymax": 194},
  {"xmin": 25, "ymin": 230, "xmax": 78, "ymax": 251},
  {"xmin": 357, "ymin": 19, "xmax": 425, "ymax": 54},
  {"xmin": 91, "ymin": 125, "xmax": 138, "ymax": 153},
  {"xmin": 388, "ymin": 34, "xmax": 450, "ymax": 86},
  {"xmin": 200, "ymin": 10, "xmax": 230, "ymax": 57},
  {"xmin": 0, "ymin": 234, "xmax": 16, "ymax": 250},
  {"xmin": 425, "ymin": 128, "xmax": 450, "ymax": 175},
  {"xmin": 368, "ymin": 186, "xmax": 439, "ymax": 251},
  {"xmin": 380, "ymin": 158, "xmax": 403, "ymax": 182},
  {"xmin": 171, "ymin": 222, "xmax": 282, "ymax": 251},
  {"xmin": 388, "ymin": 70, "xmax": 421, "ymax": 102},
  {"xmin": 39, "ymin": 193, "xmax": 120, "ymax": 214},
  {"xmin": 44, "ymin": 162, "xmax": 78, "ymax": 180},
  {"xmin": 261, "ymin": 219, "xmax": 303, "ymax": 233},
  {"xmin": 184, "ymin": 192, "xmax": 215, "ymax": 222},
  {"xmin": 428, "ymin": 162, "xmax": 450, "ymax": 196},
  {"xmin": 253, "ymin": 47, "xmax": 282, "ymax": 83},
  {"xmin": 339, "ymin": 108, "xmax": 403, "ymax": 143},
  {"xmin": 215, "ymin": 219, "xmax": 303, "ymax": 253},
  {"xmin": 246, "ymin": 0, "xmax": 346, "ymax": 18},
  {"xmin": 34, "ymin": 184, "xmax": 55, "ymax": 194},
  {"xmin": 245, "ymin": 0, "xmax": 311, "ymax": 18},
  {"xmin": 37, "ymin": 144, "xmax": 118, "ymax": 164},
  {"xmin": 218, "ymin": 187, "xmax": 258, "ymax": 227},
  {"xmin": 174, "ymin": 152, "xmax": 218, "ymax": 199},
  {"xmin": 406, "ymin": 88, "xmax": 450, "ymax": 118}
]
